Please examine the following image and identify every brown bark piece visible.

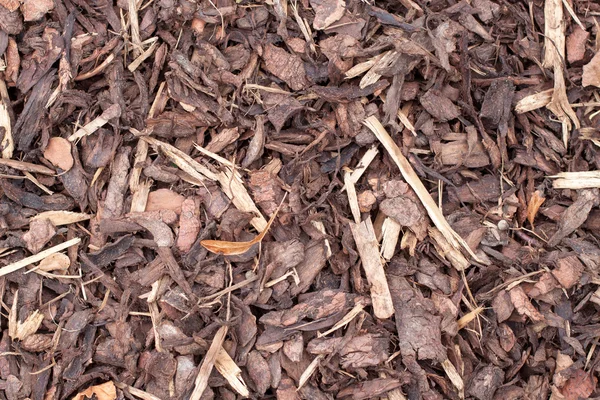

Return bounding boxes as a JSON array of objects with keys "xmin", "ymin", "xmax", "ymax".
[
  {"xmin": 547, "ymin": 189, "xmax": 600, "ymax": 247},
  {"xmin": 22, "ymin": 218, "xmax": 56, "ymax": 254},
  {"xmin": 509, "ymin": 285, "xmax": 543, "ymax": 322},
  {"xmin": 309, "ymin": 0, "xmax": 346, "ymax": 30},
  {"xmin": 389, "ymin": 271, "xmax": 445, "ymax": 362},
  {"xmin": 21, "ymin": 0, "xmax": 53, "ymax": 21},
  {"xmin": 379, "ymin": 196, "xmax": 422, "ymax": 226},
  {"xmin": 263, "ymin": 44, "xmax": 310, "ymax": 91},
  {"xmin": 43, "ymin": 137, "xmax": 73, "ymax": 172},
  {"xmin": 247, "ymin": 350, "xmax": 271, "ymax": 396},
  {"xmin": 146, "ymin": 189, "xmax": 186, "ymax": 214},
  {"xmin": 467, "ymin": 365, "xmax": 505, "ymax": 400},
  {"xmin": 177, "ymin": 198, "xmax": 201, "ymax": 253},
  {"xmin": 566, "ymin": 26, "xmax": 589, "ymax": 64},
  {"xmin": 552, "ymin": 255, "xmax": 584, "ymax": 290}
]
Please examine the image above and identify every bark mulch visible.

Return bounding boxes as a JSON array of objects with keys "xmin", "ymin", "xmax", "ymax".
[{"xmin": 1, "ymin": 0, "xmax": 600, "ymax": 399}]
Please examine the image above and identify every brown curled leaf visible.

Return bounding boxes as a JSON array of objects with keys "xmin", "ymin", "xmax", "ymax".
[{"xmin": 201, "ymin": 193, "xmax": 287, "ymax": 255}]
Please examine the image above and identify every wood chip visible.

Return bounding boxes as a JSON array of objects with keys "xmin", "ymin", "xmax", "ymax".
[{"xmin": 350, "ymin": 218, "xmax": 395, "ymax": 319}]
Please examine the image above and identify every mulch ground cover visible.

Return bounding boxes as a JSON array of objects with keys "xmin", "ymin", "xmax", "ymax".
[{"xmin": 1, "ymin": 0, "xmax": 600, "ymax": 399}]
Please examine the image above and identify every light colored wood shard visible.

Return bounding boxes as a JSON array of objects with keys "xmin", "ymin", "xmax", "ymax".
[
  {"xmin": 350, "ymin": 218, "xmax": 395, "ymax": 319},
  {"xmin": 441, "ymin": 358, "xmax": 464, "ymax": 399},
  {"xmin": 515, "ymin": 89, "xmax": 553, "ymax": 114},
  {"xmin": 543, "ymin": 0, "xmax": 579, "ymax": 147},
  {"xmin": 298, "ymin": 354, "xmax": 323, "ymax": 390},
  {"xmin": 344, "ymin": 171, "xmax": 361, "ymax": 224},
  {"xmin": 128, "ymin": 39, "xmax": 158, "ymax": 72},
  {"xmin": 190, "ymin": 325, "xmax": 228, "ymax": 400},
  {"xmin": 114, "ymin": 382, "xmax": 163, "ymax": 400},
  {"xmin": 345, "ymin": 51, "xmax": 389, "ymax": 80},
  {"xmin": 364, "ymin": 116, "xmax": 478, "ymax": 264},
  {"xmin": 381, "ymin": 217, "xmax": 401, "ymax": 261},
  {"xmin": 341, "ymin": 145, "xmax": 378, "ymax": 192},
  {"xmin": 69, "ymin": 104, "xmax": 121, "ymax": 142},
  {"xmin": 0, "ymin": 90, "xmax": 13, "ymax": 159},
  {"xmin": 31, "ymin": 211, "xmax": 91, "ymax": 226},
  {"xmin": 0, "ymin": 238, "xmax": 81, "ymax": 278},
  {"xmin": 549, "ymin": 171, "xmax": 600, "ymax": 189},
  {"xmin": 428, "ymin": 227, "xmax": 470, "ymax": 271},
  {"xmin": 214, "ymin": 347, "xmax": 250, "ymax": 396}
]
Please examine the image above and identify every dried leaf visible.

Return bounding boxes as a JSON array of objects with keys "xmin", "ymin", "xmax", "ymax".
[
  {"xmin": 201, "ymin": 194, "xmax": 286, "ymax": 255},
  {"xmin": 527, "ymin": 190, "xmax": 546, "ymax": 227},
  {"xmin": 73, "ymin": 381, "xmax": 117, "ymax": 400},
  {"xmin": 43, "ymin": 137, "xmax": 73, "ymax": 171}
]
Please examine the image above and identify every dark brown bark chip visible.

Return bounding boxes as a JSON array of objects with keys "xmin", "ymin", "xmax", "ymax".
[{"xmin": 467, "ymin": 364, "xmax": 505, "ymax": 400}]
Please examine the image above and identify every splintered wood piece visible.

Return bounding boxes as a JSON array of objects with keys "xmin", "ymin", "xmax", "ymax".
[
  {"xmin": 549, "ymin": 171, "xmax": 600, "ymax": 189},
  {"xmin": 428, "ymin": 227, "xmax": 470, "ymax": 271},
  {"xmin": 128, "ymin": 39, "xmax": 158, "ymax": 72},
  {"xmin": 0, "ymin": 90, "xmax": 13, "ymax": 159},
  {"xmin": 341, "ymin": 145, "xmax": 379, "ymax": 192},
  {"xmin": 514, "ymin": 89, "xmax": 553, "ymax": 114},
  {"xmin": 350, "ymin": 218, "xmax": 395, "ymax": 319},
  {"xmin": 318, "ymin": 301, "xmax": 366, "ymax": 337},
  {"xmin": 190, "ymin": 326, "xmax": 228, "ymax": 400},
  {"xmin": 214, "ymin": 347, "xmax": 250, "ymax": 397},
  {"xmin": 298, "ymin": 354, "xmax": 324, "ymax": 390},
  {"xmin": 69, "ymin": 104, "xmax": 121, "ymax": 142},
  {"xmin": 543, "ymin": 0, "xmax": 579, "ymax": 147},
  {"xmin": 0, "ymin": 237, "xmax": 81, "ymax": 278},
  {"xmin": 114, "ymin": 383, "xmax": 162, "ymax": 400},
  {"xmin": 0, "ymin": 158, "xmax": 55, "ymax": 175},
  {"xmin": 141, "ymin": 136, "xmax": 217, "ymax": 181},
  {"xmin": 344, "ymin": 171, "xmax": 361, "ymax": 224},
  {"xmin": 128, "ymin": 0, "xmax": 143, "ymax": 57},
  {"xmin": 381, "ymin": 217, "xmax": 401, "ymax": 261},
  {"xmin": 31, "ymin": 211, "xmax": 91, "ymax": 226},
  {"xmin": 441, "ymin": 358, "xmax": 464, "ymax": 398},
  {"xmin": 364, "ymin": 116, "xmax": 478, "ymax": 263}
]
